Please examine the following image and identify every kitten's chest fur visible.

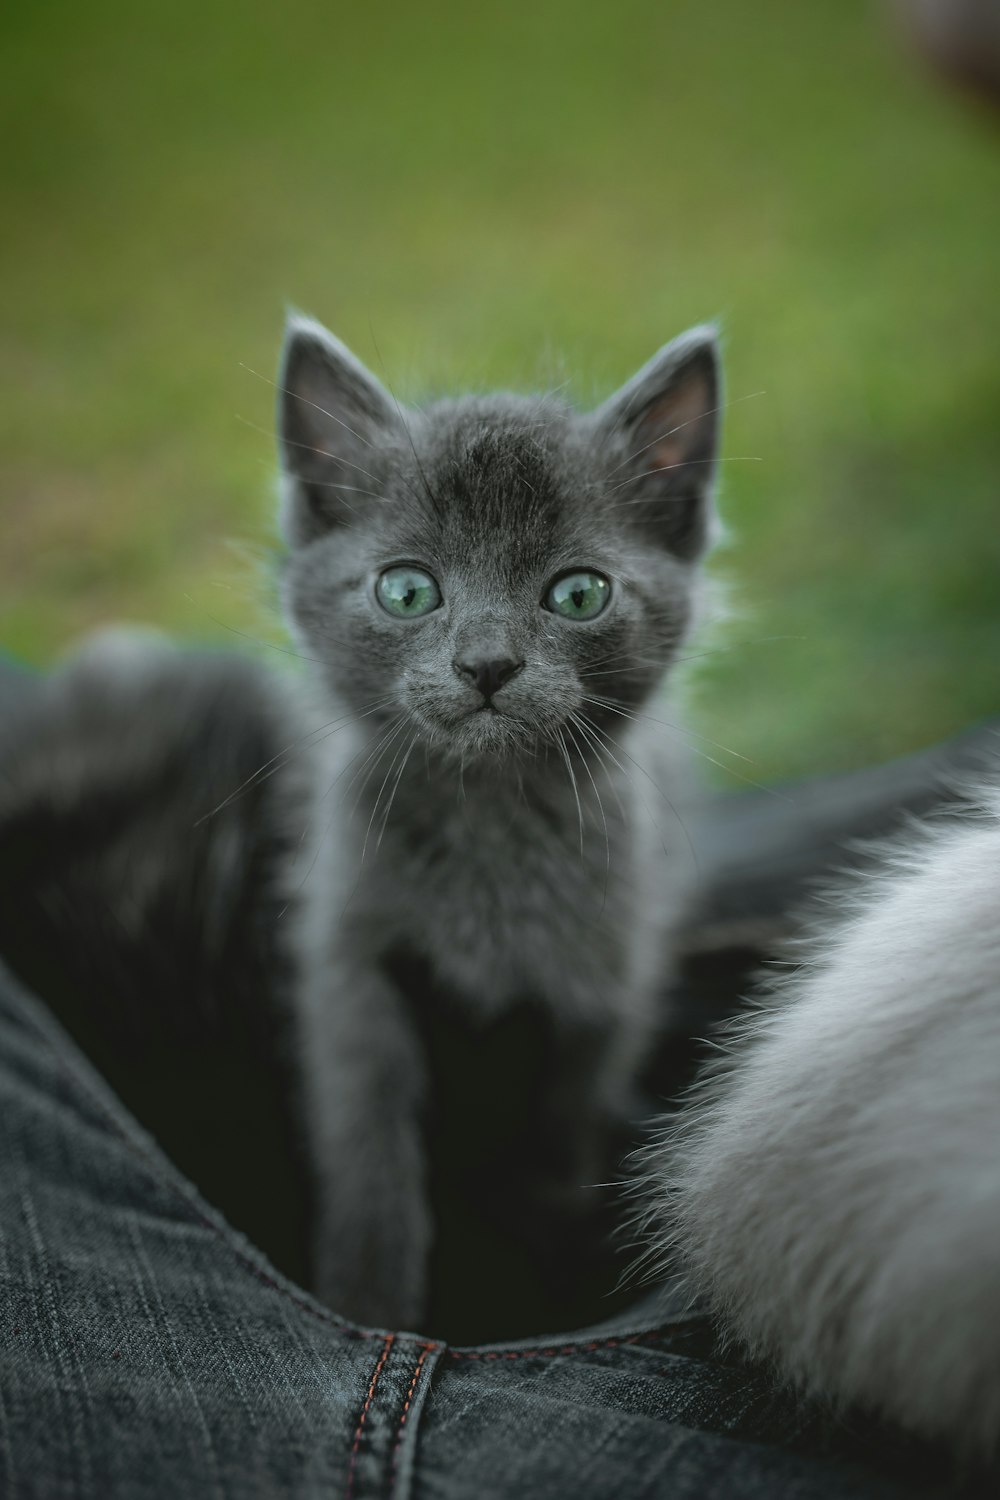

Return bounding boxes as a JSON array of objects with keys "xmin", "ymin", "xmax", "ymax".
[{"xmin": 311, "ymin": 719, "xmax": 689, "ymax": 1021}]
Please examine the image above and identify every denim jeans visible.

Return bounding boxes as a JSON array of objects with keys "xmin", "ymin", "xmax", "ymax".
[
  {"xmin": 3, "ymin": 654, "xmax": 998, "ymax": 1496},
  {"xmin": 2, "ymin": 958, "xmax": 994, "ymax": 1498}
]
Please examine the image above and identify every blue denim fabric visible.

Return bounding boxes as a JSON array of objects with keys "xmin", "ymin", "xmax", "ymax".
[{"xmin": 1, "ymin": 959, "xmax": 993, "ymax": 1499}]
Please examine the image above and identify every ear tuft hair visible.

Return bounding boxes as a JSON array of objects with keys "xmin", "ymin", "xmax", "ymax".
[
  {"xmin": 594, "ymin": 325, "xmax": 722, "ymax": 559},
  {"xmin": 277, "ymin": 314, "xmax": 401, "ymax": 548}
]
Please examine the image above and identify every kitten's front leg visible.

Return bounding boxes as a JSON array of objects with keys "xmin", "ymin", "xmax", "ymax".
[{"xmin": 298, "ymin": 953, "xmax": 431, "ymax": 1330}]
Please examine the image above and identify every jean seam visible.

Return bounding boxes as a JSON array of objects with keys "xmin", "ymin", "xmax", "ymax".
[
  {"xmin": 345, "ymin": 1334, "xmax": 396, "ymax": 1500},
  {"xmin": 389, "ymin": 1342, "xmax": 437, "ymax": 1499}
]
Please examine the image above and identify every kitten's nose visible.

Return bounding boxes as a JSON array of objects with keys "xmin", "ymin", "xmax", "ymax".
[{"xmin": 453, "ymin": 655, "xmax": 525, "ymax": 700}]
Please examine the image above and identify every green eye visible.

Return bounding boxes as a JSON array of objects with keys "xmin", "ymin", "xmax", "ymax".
[
  {"xmin": 376, "ymin": 566, "xmax": 442, "ymax": 618},
  {"xmin": 545, "ymin": 571, "xmax": 611, "ymax": 621}
]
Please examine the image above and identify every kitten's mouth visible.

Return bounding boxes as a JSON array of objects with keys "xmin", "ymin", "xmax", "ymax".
[
  {"xmin": 446, "ymin": 700, "xmax": 531, "ymax": 757},
  {"xmin": 414, "ymin": 697, "xmax": 541, "ymax": 758}
]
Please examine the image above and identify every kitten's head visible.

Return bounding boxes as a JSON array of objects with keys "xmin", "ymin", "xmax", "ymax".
[{"xmin": 277, "ymin": 315, "xmax": 721, "ymax": 760}]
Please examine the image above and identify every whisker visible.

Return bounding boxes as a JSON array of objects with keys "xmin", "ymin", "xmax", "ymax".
[
  {"xmin": 581, "ymin": 692, "xmax": 759, "ymax": 767},
  {"xmin": 565, "ymin": 715, "xmax": 610, "ymax": 910},
  {"xmin": 611, "ymin": 456, "xmax": 761, "ymax": 498},
  {"xmin": 341, "ymin": 715, "xmax": 409, "ymax": 817},
  {"xmin": 580, "ymin": 646, "xmax": 677, "ymax": 676},
  {"xmin": 280, "ymin": 716, "xmax": 404, "ymax": 905},
  {"xmin": 555, "ymin": 726, "xmax": 585, "ymax": 857},
  {"xmin": 332, "ymin": 717, "xmax": 412, "ymax": 920},
  {"xmin": 358, "ymin": 722, "xmax": 411, "ymax": 867},
  {"xmin": 188, "ymin": 611, "xmax": 341, "ymax": 666},
  {"xmin": 604, "ymin": 390, "xmax": 766, "ymax": 477},
  {"xmin": 569, "ymin": 711, "xmax": 629, "ymax": 830},
  {"xmin": 282, "ymin": 474, "xmax": 388, "ymax": 502},
  {"xmin": 377, "ymin": 731, "xmax": 418, "ymax": 851},
  {"xmin": 239, "ymin": 362, "xmax": 374, "ymax": 450},
  {"xmin": 580, "ymin": 711, "xmax": 699, "ymax": 875},
  {"xmin": 250, "ymin": 454, "xmax": 390, "ymax": 508},
  {"xmin": 234, "ymin": 413, "xmax": 382, "ymax": 487},
  {"xmin": 673, "ymin": 635, "xmax": 807, "ymax": 665},
  {"xmin": 581, "ymin": 694, "xmax": 790, "ymax": 798},
  {"xmin": 585, "ymin": 634, "xmax": 807, "ymax": 676},
  {"xmin": 577, "ymin": 644, "xmax": 664, "ymax": 673},
  {"xmin": 194, "ymin": 696, "xmax": 395, "ymax": 825},
  {"xmin": 583, "ymin": 663, "xmax": 668, "ymax": 678},
  {"xmin": 574, "ymin": 710, "xmax": 682, "ymax": 870}
]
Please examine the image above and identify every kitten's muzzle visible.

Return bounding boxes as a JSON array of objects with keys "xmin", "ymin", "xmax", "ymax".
[{"xmin": 452, "ymin": 654, "xmax": 525, "ymax": 702}]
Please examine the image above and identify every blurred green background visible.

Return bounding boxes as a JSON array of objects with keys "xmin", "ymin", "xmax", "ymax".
[{"xmin": 2, "ymin": 0, "xmax": 998, "ymax": 783}]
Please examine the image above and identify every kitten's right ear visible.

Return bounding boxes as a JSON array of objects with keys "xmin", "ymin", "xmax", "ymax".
[
  {"xmin": 277, "ymin": 315, "xmax": 401, "ymax": 547},
  {"xmin": 592, "ymin": 326, "xmax": 722, "ymax": 560}
]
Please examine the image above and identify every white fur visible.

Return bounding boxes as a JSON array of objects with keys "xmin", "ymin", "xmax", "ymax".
[{"xmin": 645, "ymin": 792, "xmax": 1000, "ymax": 1455}]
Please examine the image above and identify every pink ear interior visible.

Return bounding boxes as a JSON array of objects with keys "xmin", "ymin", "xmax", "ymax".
[{"xmin": 632, "ymin": 368, "xmax": 715, "ymax": 481}]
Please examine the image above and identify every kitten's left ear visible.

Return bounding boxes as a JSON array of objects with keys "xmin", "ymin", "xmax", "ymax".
[
  {"xmin": 593, "ymin": 326, "xmax": 721, "ymax": 559},
  {"xmin": 277, "ymin": 314, "xmax": 403, "ymax": 547}
]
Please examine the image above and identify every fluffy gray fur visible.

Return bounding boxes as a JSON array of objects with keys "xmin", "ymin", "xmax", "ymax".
[
  {"xmin": 0, "ymin": 630, "xmax": 318, "ymax": 1281},
  {"xmin": 277, "ymin": 314, "xmax": 722, "ymax": 1328},
  {"xmin": 641, "ymin": 791, "xmax": 1000, "ymax": 1456}
]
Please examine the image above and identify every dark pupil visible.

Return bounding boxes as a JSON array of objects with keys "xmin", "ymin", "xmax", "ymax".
[
  {"xmin": 402, "ymin": 585, "xmax": 417, "ymax": 607},
  {"xmin": 571, "ymin": 587, "xmax": 585, "ymax": 610}
]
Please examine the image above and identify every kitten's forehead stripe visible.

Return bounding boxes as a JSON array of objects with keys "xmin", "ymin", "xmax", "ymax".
[
  {"xmin": 415, "ymin": 401, "xmax": 607, "ymax": 583},
  {"xmin": 445, "ymin": 413, "xmax": 566, "ymax": 519}
]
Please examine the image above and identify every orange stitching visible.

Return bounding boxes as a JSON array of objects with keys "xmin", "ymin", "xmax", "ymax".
[
  {"xmin": 346, "ymin": 1333, "xmax": 395, "ymax": 1500},
  {"xmin": 389, "ymin": 1345, "xmax": 433, "ymax": 1487},
  {"xmin": 389, "ymin": 1344, "xmax": 431, "ymax": 1482}
]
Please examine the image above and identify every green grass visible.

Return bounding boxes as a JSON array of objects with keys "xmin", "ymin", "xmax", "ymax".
[{"xmin": 3, "ymin": 0, "xmax": 999, "ymax": 782}]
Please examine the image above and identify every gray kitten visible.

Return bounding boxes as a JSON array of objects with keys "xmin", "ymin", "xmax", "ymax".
[
  {"xmin": 277, "ymin": 315, "xmax": 721, "ymax": 1329},
  {"xmin": 640, "ymin": 790, "xmax": 1000, "ymax": 1457}
]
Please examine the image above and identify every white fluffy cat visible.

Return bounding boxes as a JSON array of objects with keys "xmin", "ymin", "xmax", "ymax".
[{"xmin": 643, "ymin": 787, "xmax": 1000, "ymax": 1456}]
